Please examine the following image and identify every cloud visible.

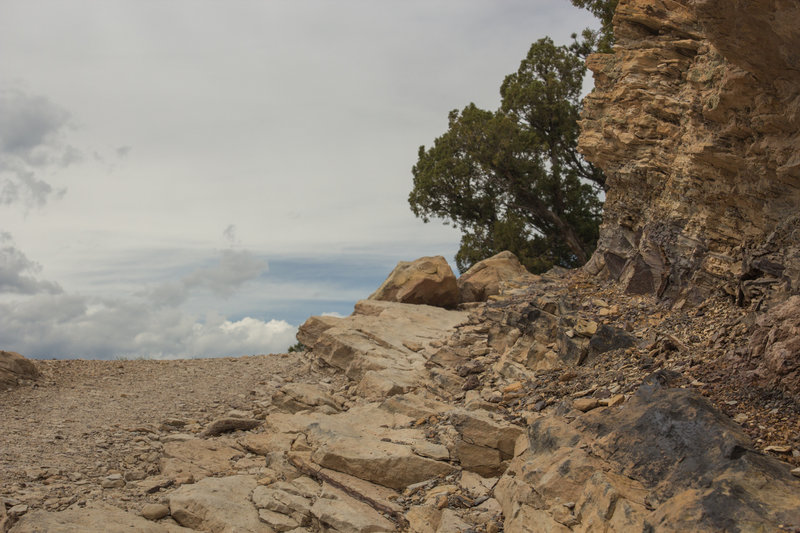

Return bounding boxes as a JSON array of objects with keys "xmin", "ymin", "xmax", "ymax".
[
  {"xmin": 146, "ymin": 249, "xmax": 267, "ymax": 307},
  {"xmin": 0, "ymin": 86, "xmax": 78, "ymax": 208},
  {"xmin": 0, "ymin": 244, "xmax": 293, "ymax": 359},
  {"xmin": 0, "ymin": 292, "xmax": 297, "ymax": 359},
  {"xmin": 0, "ymin": 232, "xmax": 62, "ymax": 294}
]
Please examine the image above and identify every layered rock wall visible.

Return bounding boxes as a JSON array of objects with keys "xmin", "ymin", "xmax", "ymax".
[{"xmin": 580, "ymin": 0, "xmax": 800, "ymax": 304}]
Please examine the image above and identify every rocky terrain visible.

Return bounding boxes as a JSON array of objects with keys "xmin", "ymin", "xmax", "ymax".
[
  {"xmin": 3, "ymin": 0, "xmax": 800, "ymax": 531},
  {"xmin": 2, "ymin": 253, "xmax": 799, "ymax": 532},
  {"xmin": 580, "ymin": 0, "xmax": 800, "ymax": 304}
]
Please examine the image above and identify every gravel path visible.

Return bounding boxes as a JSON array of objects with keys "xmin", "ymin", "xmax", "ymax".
[{"xmin": 0, "ymin": 353, "xmax": 309, "ymax": 514}]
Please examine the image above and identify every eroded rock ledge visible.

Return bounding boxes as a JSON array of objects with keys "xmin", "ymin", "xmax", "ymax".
[{"xmin": 580, "ymin": 0, "xmax": 800, "ymax": 305}]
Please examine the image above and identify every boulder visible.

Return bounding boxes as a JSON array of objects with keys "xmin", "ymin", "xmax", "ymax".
[
  {"xmin": 10, "ymin": 503, "xmax": 192, "ymax": 533},
  {"xmin": 369, "ymin": 256, "xmax": 459, "ymax": 308},
  {"xmin": 0, "ymin": 350, "xmax": 39, "ymax": 388},
  {"xmin": 749, "ymin": 295, "xmax": 800, "ymax": 394},
  {"xmin": 297, "ymin": 299, "xmax": 467, "ymax": 387},
  {"xmin": 168, "ymin": 475, "xmax": 267, "ymax": 533},
  {"xmin": 496, "ymin": 381, "xmax": 800, "ymax": 531},
  {"xmin": 457, "ymin": 251, "xmax": 538, "ymax": 303}
]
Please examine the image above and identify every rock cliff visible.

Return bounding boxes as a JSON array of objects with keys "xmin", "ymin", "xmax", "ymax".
[{"xmin": 580, "ymin": 0, "xmax": 800, "ymax": 305}]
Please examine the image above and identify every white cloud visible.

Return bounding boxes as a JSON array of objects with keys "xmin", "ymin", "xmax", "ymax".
[
  {"xmin": 0, "ymin": 232, "xmax": 62, "ymax": 294},
  {"xmin": 0, "ymin": 86, "xmax": 77, "ymax": 208},
  {"xmin": 0, "ymin": 246, "xmax": 293, "ymax": 359}
]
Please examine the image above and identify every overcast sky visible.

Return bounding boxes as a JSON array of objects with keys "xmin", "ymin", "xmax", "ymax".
[{"xmin": 0, "ymin": 1, "xmax": 598, "ymax": 359}]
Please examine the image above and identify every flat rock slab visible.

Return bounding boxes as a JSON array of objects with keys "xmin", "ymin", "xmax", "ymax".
[
  {"xmin": 311, "ymin": 483, "xmax": 396, "ymax": 533},
  {"xmin": 298, "ymin": 300, "xmax": 468, "ymax": 386},
  {"xmin": 9, "ymin": 503, "xmax": 192, "ymax": 533},
  {"xmin": 160, "ymin": 437, "xmax": 245, "ymax": 484},
  {"xmin": 168, "ymin": 475, "xmax": 267, "ymax": 533}
]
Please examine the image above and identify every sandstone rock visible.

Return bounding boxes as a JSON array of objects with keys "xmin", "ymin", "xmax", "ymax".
[
  {"xmin": 748, "ymin": 295, "xmax": 800, "ymax": 394},
  {"xmin": 406, "ymin": 503, "xmax": 441, "ymax": 533},
  {"xmin": 457, "ymin": 251, "xmax": 537, "ymax": 303},
  {"xmin": 160, "ymin": 438, "xmax": 244, "ymax": 483},
  {"xmin": 297, "ymin": 299, "xmax": 467, "ymax": 385},
  {"xmin": 200, "ymin": 417, "xmax": 261, "ymax": 437},
  {"xmin": 257, "ymin": 508, "xmax": 299, "ymax": 532},
  {"xmin": 435, "ymin": 509, "xmax": 471, "ymax": 533},
  {"xmin": 573, "ymin": 398, "xmax": 599, "ymax": 412},
  {"xmin": 101, "ymin": 473, "xmax": 126, "ymax": 489},
  {"xmin": 311, "ymin": 435, "xmax": 455, "ymax": 490},
  {"xmin": 271, "ymin": 382, "xmax": 342, "ymax": 413},
  {"xmin": 141, "ymin": 503, "xmax": 170, "ymax": 520},
  {"xmin": 251, "ymin": 485, "xmax": 312, "ymax": 525},
  {"xmin": 0, "ymin": 350, "xmax": 39, "ymax": 388},
  {"xmin": 168, "ymin": 475, "xmax": 266, "ymax": 533},
  {"xmin": 579, "ymin": 0, "xmax": 800, "ymax": 301},
  {"xmin": 499, "ymin": 382, "xmax": 800, "ymax": 532},
  {"xmin": 10, "ymin": 503, "xmax": 191, "ymax": 533},
  {"xmin": 369, "ymin": 256, "xmax": 459, "ymax": 308},
  {"xmin": 310, "ymin": 483, "xmax": 395, "ymax": 533}
]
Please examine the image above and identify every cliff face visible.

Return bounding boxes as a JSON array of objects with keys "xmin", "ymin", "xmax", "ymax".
[{"xmin": 580, "ymin": 0, "xmax": 800, "ymax": 305}]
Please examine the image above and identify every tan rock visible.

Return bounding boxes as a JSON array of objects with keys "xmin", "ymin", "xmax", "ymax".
[
  {"xmin": 168, "ymin": 475, "xmax": 266, "ymax": 533},
  {"xmin": 573, "ymin": 398, "xmax": 600, "ymax": 412},
  {"xmin": 200, "ymin": 417, "xmax": 261, "ymax": 437},
  {"xmin": 160, "ymin": 438, "xmax": 244, "ymax": 483},
  {"xmin": 0, "ymin": 350, "xmax": 39, "ymax": 388},
  {"xmin": 406, "ymin": 503, "xmax": 442, "ymax": 533},
  {"xmin": 457, "ymin": 251, "xmax": 537, "ymax": 303},
  {"xmin": 311, "ymin": 435, "xmax": 455, "ymax": 490},
  {"xmin": 369, "ymin": 255, "xmax": 459, "ymax": 308},
  {"xmin": 10, "ymin": 503, "xmax": 191, "ymax": 533},
  {"xmin": 297, "ymin": 299, "xmax": 467, "ymax": 384},
  {"xmin": 579, "ymin": 0, "xmax": 800, "ymax": 300},
  {"xmin": 141, "ymin": 503, "xmax": 170, "ymax": 521},
  {"xmin": 310, "ymin": 483, "xmax": 395, "ymax": 532}
]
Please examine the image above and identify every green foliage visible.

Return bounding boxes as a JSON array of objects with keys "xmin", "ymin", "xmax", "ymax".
[
  {"xmin": 570, "ymin": 0, "xmax": 619, "ymax": 53},
  {"xmin": 409, "ymin": 37, "xmax": 604, "ymax": 274},
  {"xmin": 287, "ymin": 341, "xmax": 306, "ymax": 353}
]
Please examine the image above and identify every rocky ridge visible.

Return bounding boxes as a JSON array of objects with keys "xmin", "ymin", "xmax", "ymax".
[
  {"xmin": 2, "ymin": 253, "xmax": 799, "ymax": 532},
  {"xmin": 580, "ymin": 0, "xmax": 800, "ymax": 305}
]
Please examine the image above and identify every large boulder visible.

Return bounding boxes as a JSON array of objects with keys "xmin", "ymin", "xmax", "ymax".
[
  {"xmin": 0, "ymin": 350, "xmax": 40, "ymax": 388},
  {"xmin": 457, "ymin": 251, "xmax": 538, "ymax": 303},
  {"xmin": 496, "ymin": 380, "xmax": 800, "ymax": 532},
  {"xmin": 748, "ymin": 295, "xmax": 800, "ymax": 395},
  {"xmin": 369, "ymin": 256, "xmax": 459, "ymax": 308}
]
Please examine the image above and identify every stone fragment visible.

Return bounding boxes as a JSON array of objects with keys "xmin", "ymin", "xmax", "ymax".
[
  {"xmin": 101, "ymin": 474, "xmax": 126, "ymax": 489},
  {"xmin": 257, "ymin": 509, "xmax": 299, "ymax": 532},
  {"xmin": 200, "ymin": 417, "xmax": 261, "ymax": 437},
  {"xmin": 310, "ymin": 483, "xmax": 395, "ymax": 533},
  {"xmin": 457, "ymin": 251, "xmax": 537, "ymax": 303},
  {"xmin": 369, "ymin": 255, "xmax": 459, "ymax": 308},
  {"xmin": 436, "ymin": 509, "xmax": 471, "ymax": 533},
  {"xmin": 271, "ymin": 383, "xmax": 341, "ymax": 413},
  {"xmin": 406, "ymin": 504, "xmax": 441, "ymax": 533},
  {"xmin": 141, "ymin": 503, "xmax": 170, "ymax": 521}
]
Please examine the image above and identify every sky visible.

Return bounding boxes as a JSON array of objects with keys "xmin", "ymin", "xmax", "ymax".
[{"xmin": 0, "ymin": 1, "xmax": 598, "ymax": 359}]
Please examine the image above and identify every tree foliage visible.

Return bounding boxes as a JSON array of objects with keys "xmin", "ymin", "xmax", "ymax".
[
  {"xmin": 570, "ymin": 0, "xmax": 619, "ymax": 53},
  {"xmin": 409, "ymin": 36, "xmax": 605, "ymax": 274}
]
